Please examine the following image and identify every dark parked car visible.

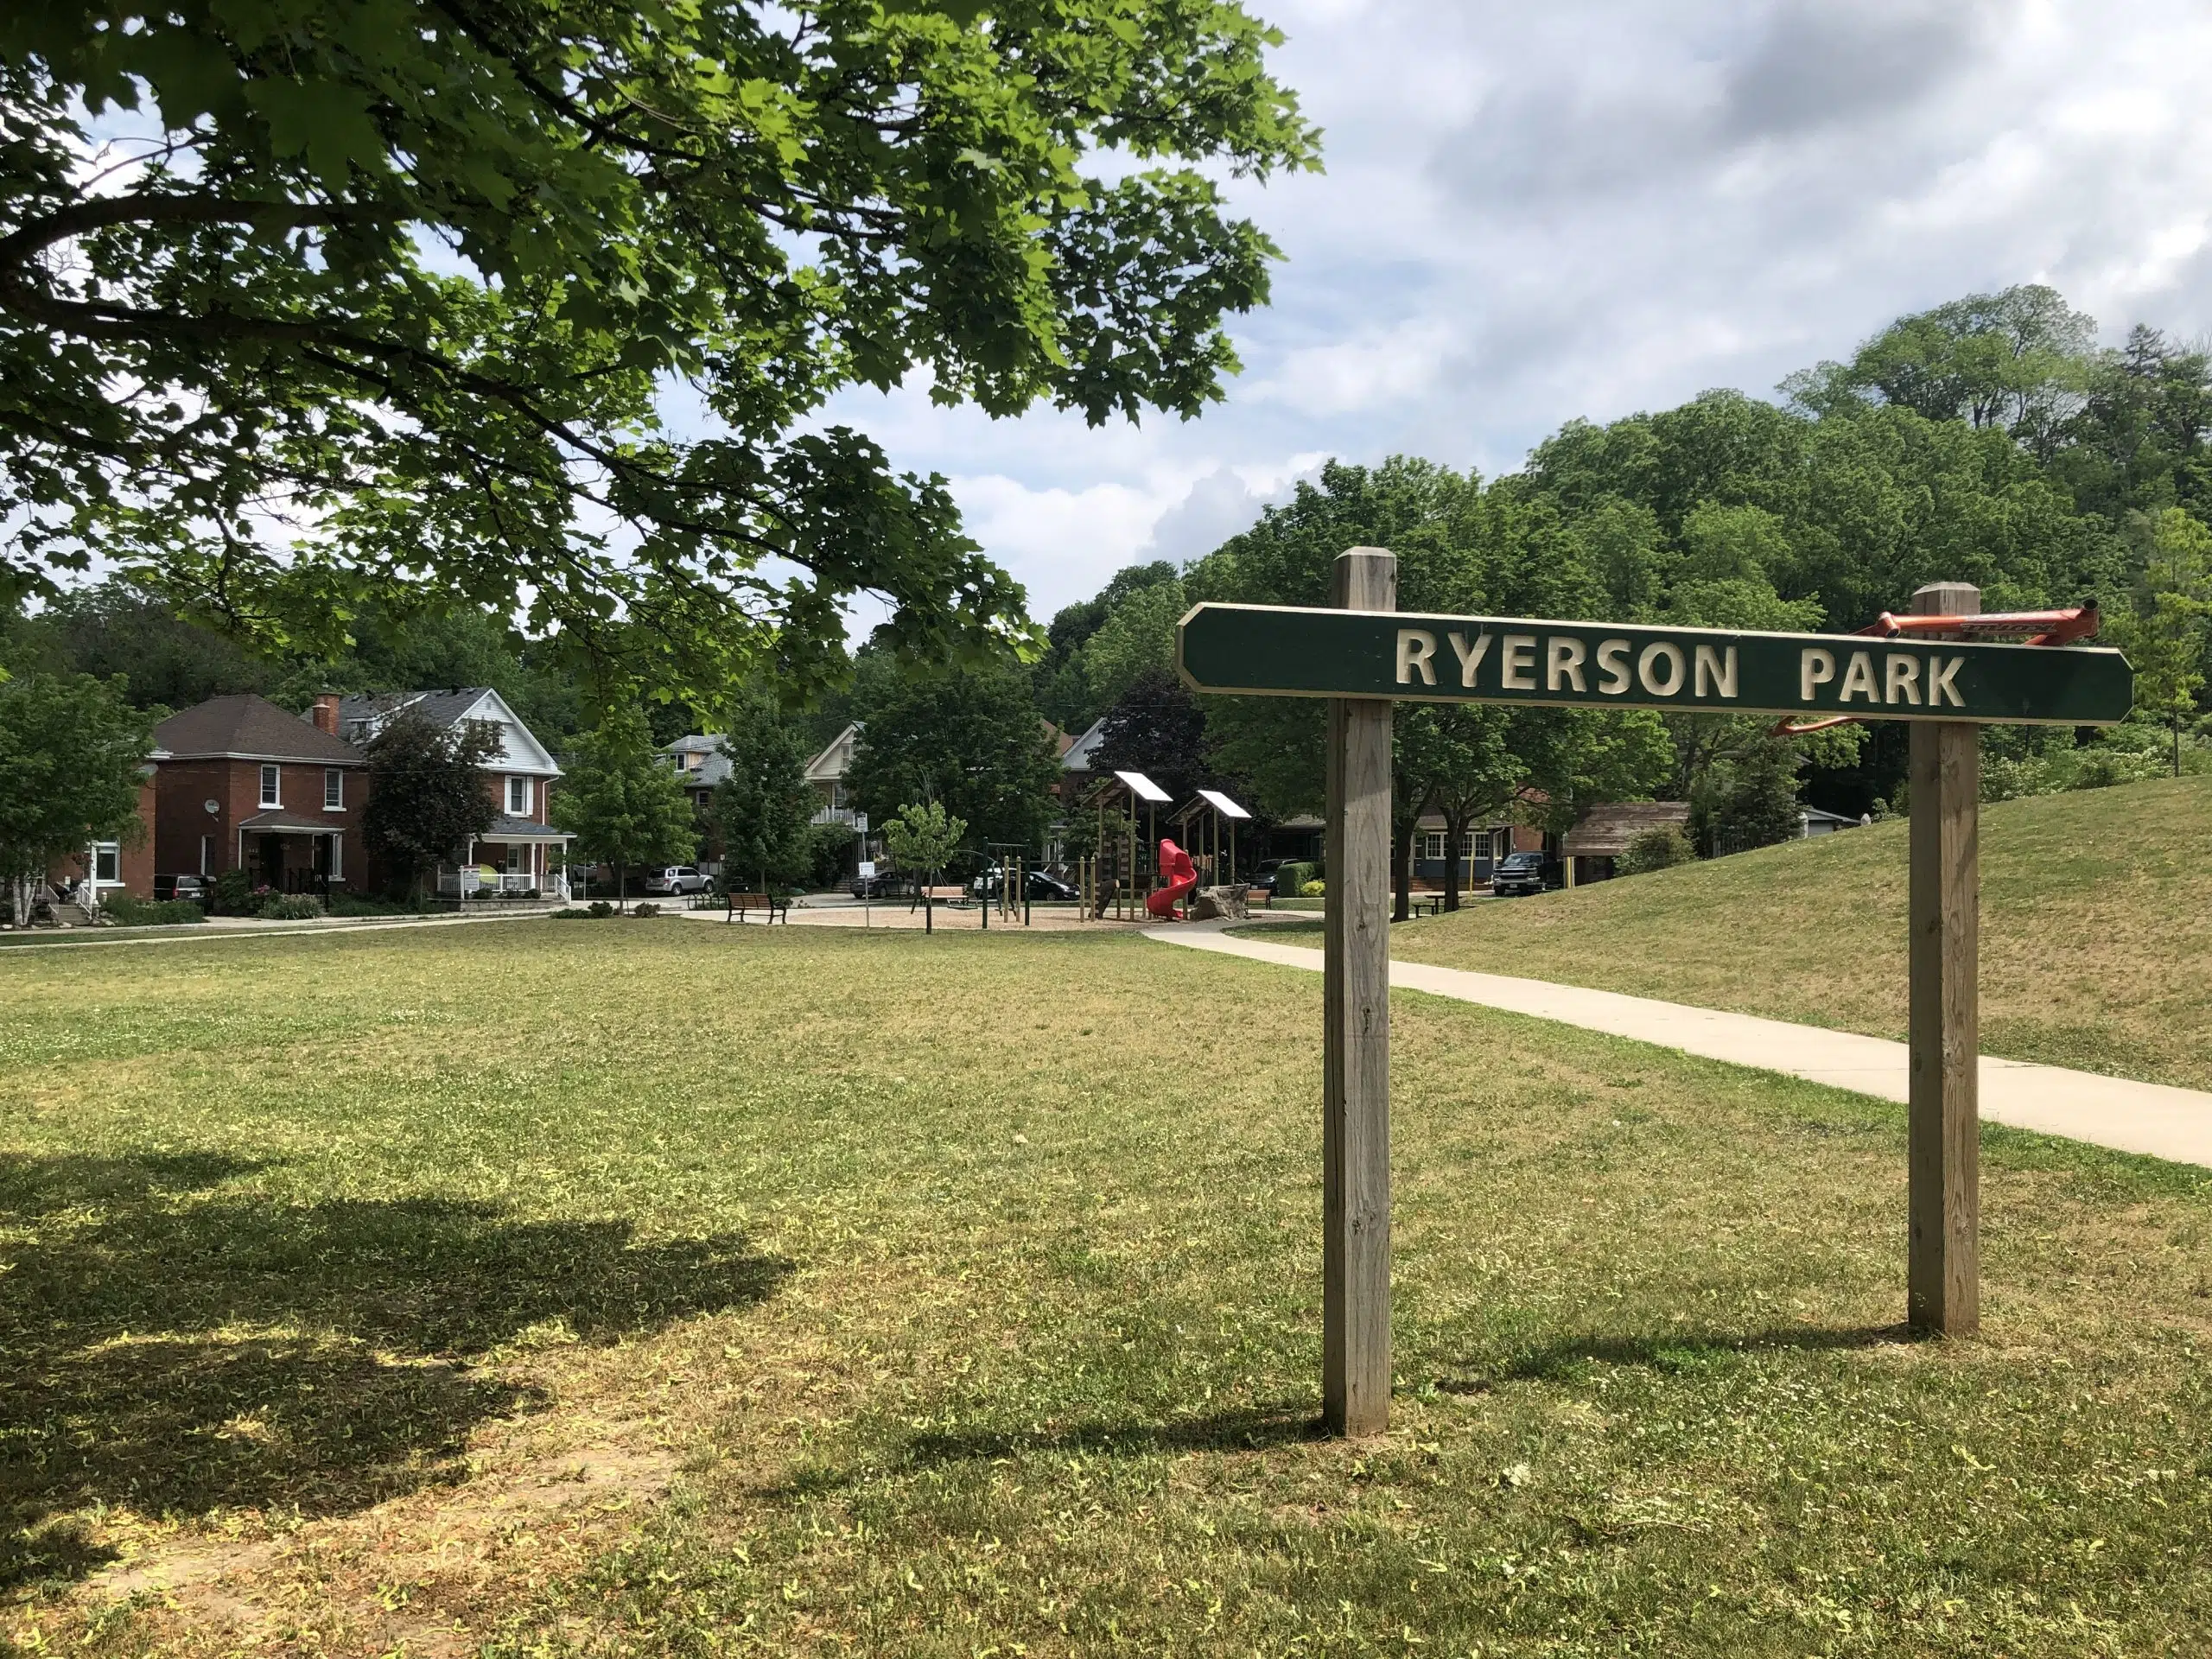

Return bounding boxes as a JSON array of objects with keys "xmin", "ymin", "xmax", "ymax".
[
  {"xmin": 1246, "ymin": 858, "xmax": 1287, "ymax": 894},
  {"xmin": 969, "ymin": 867, "xmax": 1079, "ymax": 901},
  {"xmin": 850, "ymin": 869, "xmax": 903, "ymax": 899},
  {"xmin": 153, "ymin": 874, "xmax": 212, "ymax": 906},
  {"xmin": 1491, "ymin": 851, "xmax": 1559, "ymax": 897}
]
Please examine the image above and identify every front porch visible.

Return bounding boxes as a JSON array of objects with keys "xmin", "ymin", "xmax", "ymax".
[
  {"xmin": 442, "ymin": 817, "xmax": 574, "ymax": 900},
  {"xmin": 237, "ymin": 812, "xmax": 348, "ymax": 894}
]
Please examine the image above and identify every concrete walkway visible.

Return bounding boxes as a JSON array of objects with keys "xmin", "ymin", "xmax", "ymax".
[{"xmin": 1151, "ymin": 925, "xmax": 2212, "ymax": 1169}]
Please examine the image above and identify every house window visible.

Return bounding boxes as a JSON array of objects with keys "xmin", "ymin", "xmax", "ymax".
[
  {"xmin": 260, "ymin": 764, "xmax": 281, "ymax": 806},
  {"xmin": 93, "ymin": 843, "xmax": 120, "ymax": 883},
  {"xmin": 506, "ymin": 775, "xmax": 532, "ymax": 815},
  {"xmin": 1421, "ymin": 831, "xmax": 1478, "ymax": 863},
  {"xmin": 325, "ymin": 768, "xmax": 344, "ymax": 810}
]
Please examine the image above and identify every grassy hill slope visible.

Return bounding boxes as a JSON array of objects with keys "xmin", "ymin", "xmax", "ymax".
[{"xmin": 1389, "ymin": 772, "xmax": 2212, "ymax": 1092}]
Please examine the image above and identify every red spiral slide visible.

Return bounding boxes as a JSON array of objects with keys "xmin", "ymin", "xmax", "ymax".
[{"xmin": 1147, "ymin": 837, "xmax": 1199, "ymax": 919}]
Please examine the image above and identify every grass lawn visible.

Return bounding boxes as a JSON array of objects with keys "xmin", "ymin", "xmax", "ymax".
[
  {"xmin": 1381, "ymin": 772, "xmax": 2212, "ymax": 1093},
  {"xmin": 5, "ymin": 922, "xmax": 2212, "ymax": 1656}
]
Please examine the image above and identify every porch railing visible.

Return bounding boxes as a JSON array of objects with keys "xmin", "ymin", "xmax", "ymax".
[{"xmin": 436, "ymin": 869, "xmax": 570, "ymax": 899}]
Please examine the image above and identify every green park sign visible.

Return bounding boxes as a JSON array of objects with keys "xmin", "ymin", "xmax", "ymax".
[{"xmin": 1176, "ymin": 603, "xmax": 2133, "ymax": 726}]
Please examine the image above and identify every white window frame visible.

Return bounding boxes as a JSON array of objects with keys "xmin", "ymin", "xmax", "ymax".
[
  {"xmin": 260, "ymin": 764, "xmax": 281, "ymax": 807},
  {"xmin": 92, "ymin": 842, "xmax": 121, "ymax": 885},
  {"xmin": 200, "ymin": 835, "xmax": 213, "ymax": 874},
  {"xmin": 507, "ymin": 774, "xmax": 532, "ymax": 815},
  {"xmin": 325, "ymin": 767, "xmax": 344, "ymax": 810}
]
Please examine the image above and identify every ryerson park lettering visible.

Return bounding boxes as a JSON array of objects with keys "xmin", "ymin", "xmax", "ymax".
[{"xmin": 1174, "ymin": 604, "xmax": 2133, "ymax": 727}]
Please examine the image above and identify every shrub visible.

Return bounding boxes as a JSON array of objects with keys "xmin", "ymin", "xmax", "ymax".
[
  {"xmin": 632, "ymin": 901, "xmax": 663, "ymax": 918},
  {"xmin": 1272, "ymin": 860, "xmax": 1318, "ymax": 899},
  {"xmin": 99, "ymin": 894, "xmax": 207, "ymax": 927},
  {"xmin": 588, "ymin": 899, "xmax": 615, "ymax": 918},
  {"xmin": 257, "ymin": 893, "xmax": 324, "ymax": 920},
  {"xmin": 1300, "ymin": 879, "xmax": 1325, "ymax": 897},
  {"xmin": 209, "ymin": 867, "xmax": 256, "ymax": 915},
  {"xmin": 1618, "ymin": 825, "xmax": 1697, "ymax": 876}
]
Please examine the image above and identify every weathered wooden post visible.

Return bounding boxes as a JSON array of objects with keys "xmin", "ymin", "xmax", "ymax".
[
  {"xmin": 1908, "ymin": 580, "xmax": 1980, "ymax": 1336},
  {"xmin": 1324, "ymin": 546, "xmax": 1395, "ymax": 1435}
]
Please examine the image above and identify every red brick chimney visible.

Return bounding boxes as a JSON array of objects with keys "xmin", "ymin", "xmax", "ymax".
[{"xmin": 312, "ymin": 693, "xmax": 341, "ymax": 735}]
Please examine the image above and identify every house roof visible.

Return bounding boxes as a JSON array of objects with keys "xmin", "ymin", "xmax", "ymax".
[
  {"xmin": 1562, "ymin": 801, "xmax": 1691, "ymax": 857},
  {"xmin": 804, "ymin": 722, "xmax": 861, "ymax": 784},
  {"xmin": 156, "ymin": 695, "xmax": 365, "ymax": 766},
  {"xmin": 663, "ymin": 733, "xmax": 723, "ymax": 754},
  {"xmin": 1061, "ymin": 716, "xmax": 1108, "ymax": 772},
  {"xmin": 480, "ymin": 813, "xmax": 572, "ymax": 841},
  {"xmin": 237, "ymin": 808, "xmax": 346, "ymax": 834},
  {"xmin": 1802, "ymin": 804, "xmax": 1863, "ymax": 827},
  {"xmin": 335, "ymin": 687, "xmax": 562, "ymax": 776}
]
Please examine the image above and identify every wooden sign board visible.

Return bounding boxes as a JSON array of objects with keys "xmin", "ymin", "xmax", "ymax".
[
  {"xmin": 1178, "ymin": 603, "xmax": 2133, "ymax": 726},
  {"xmin": 1188, "ymin": 560, "xmax": 2133, "ymax": 1440}
]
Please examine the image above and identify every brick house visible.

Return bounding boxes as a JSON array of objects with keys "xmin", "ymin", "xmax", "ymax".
[
  {"xmin": 45, "ymin": 763, "xmax": 162, "ymax": 907},
  {"xmin": 335, "ymin": 688, "xmax": 570, "ymax": 896},
  {"xmin": 151, "ymin": 694, "xmax": 370, "ymax": 892}
]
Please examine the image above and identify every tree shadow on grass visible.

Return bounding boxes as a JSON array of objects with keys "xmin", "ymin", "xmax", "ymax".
[
  {"xmin": 1433, "ymin": 1323, "xmax": 1910, "ymax": 1394},
  {"xmin": 0, "ymin": 1152, "xmax": 791, "ymax": 1592}
]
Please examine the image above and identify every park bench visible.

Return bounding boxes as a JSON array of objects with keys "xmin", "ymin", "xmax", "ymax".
[{"xmin": 725, "ymin": 892, "xmax": 790, "ymax": 924}]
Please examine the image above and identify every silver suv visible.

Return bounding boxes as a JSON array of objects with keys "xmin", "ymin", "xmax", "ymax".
[{"xmin": 644, "ymin": 866, "xmax": 711, "ymax": 895}]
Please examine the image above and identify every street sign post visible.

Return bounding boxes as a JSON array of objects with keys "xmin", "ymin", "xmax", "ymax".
[
  {"xmin": 1178, "ymin": 603, "xmax": 2133, "ymax": 725},
  {"xmin": 1179, "ymin": 555, "xmax": 2133, "ymax": 1433}
]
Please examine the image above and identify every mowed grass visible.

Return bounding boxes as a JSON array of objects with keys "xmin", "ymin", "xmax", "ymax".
[
  {"xmin": 3, "ymin": 922, "xmax": 2212, "ymax": 1656},
  {"xmin": 1385, "ymin": 772, "xmax": 2212, "ymax": 1092}
]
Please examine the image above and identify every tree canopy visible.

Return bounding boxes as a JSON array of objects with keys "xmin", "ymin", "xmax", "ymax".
[
  {"xmin": 549, "ymin": 702, "xmax": 696, "ymax": 904},
  {"xmin": 360, "ymin": 708, "xmax": 500, "ymax": 893},
  {"xmin": 0, "ymin": 671, "xmax": 155, "ymax": 925},
  {"xmin": 3, "ymin": 0, "xmax": 1316, "ymax": 698},
  {"xmin": 713, "ymin": 708, "xmax": 818, "ymax": 894}
]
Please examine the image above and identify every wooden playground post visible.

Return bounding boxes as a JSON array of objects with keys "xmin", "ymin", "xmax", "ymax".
[
  {"xmin": 1908, "ymin": 581, "xmax": 1980, "ymax": 1337},
  {"xmin": 1323, "ymin": 546, "xmax": 1395, "ymax": 1437}
]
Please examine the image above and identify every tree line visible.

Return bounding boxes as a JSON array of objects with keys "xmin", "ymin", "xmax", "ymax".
[{"xmin": 8, "ymin": 283, "xmax": 2210, "ymax": 912}]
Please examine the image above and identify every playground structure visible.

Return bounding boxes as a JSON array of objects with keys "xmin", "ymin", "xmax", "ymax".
[
  {"xmin": 1147, "ymin": 838, "xmax": 1198, "ymax": 918},
  {"xmin": 1171, "ymin": 787, "xmax": 1251, "ymax": 890},
  {"xmin": 1071, "ymin": 771, "xmax": 1257, "ymax": 923}
]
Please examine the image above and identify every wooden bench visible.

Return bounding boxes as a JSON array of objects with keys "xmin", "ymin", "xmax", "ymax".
[{"xmin": 725, "ymin": 892, "xmax": 789, "ymax": 924}]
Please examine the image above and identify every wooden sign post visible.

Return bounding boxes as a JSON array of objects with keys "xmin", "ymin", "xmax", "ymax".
[
  {"xmin": 1908, "ymin": 582, "xmax": 1980, "ymax": 1335},
  {"xmin": 1323, "ymin": 548, "xmax": 1395, "ymax": 1436},
  {"xmin": 1176, "ymin": 564, "xmax": 2132, "ymax": 1433}
]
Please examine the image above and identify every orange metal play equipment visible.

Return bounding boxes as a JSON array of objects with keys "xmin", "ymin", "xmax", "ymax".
[
  {"xmin": 1772, "ymin": 602, "xmax": 2101, "ymax": 736},
  {"xmin": 1147, "ymin": 838, "xmax": 1198, "ymax": 919}
]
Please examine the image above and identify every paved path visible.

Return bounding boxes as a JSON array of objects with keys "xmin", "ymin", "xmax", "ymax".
[{"xmin": 1152, "ymin": 925, "xmax": 2212, "ymax": 1169}]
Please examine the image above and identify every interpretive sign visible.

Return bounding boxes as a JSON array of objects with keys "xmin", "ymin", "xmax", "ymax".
[{"xmin": 1177, "ymin": 603, "xmax": 2133, "ymax": 726}]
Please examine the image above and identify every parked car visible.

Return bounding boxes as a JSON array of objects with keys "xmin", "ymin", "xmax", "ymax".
[
  {"xmin": 850, "ymin": 869, "xmax": 902, "ymax": 899},
  {"xmin": 644, "ymin": 865, "xmax": 712, "ymax": 895},
  {"xmin": 1491, "ymin": 851, "xmax": 1558, "ymax": 897},
  {"xmin": 969, "ymin": 866, "xmax": 1079, "ymax": 901},
  {"xmin": 152, "ymin": 874, "xmax": 212, "ymax": 906},
  {"xmin": 1247, "ymin": 858, "xmax": 1287, "ymax": 894}
]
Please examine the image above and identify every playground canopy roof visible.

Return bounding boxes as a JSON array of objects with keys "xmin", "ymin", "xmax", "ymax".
[
  {"xmin": 1114, "ymin": 769, "xmax": 1173, "ymax": 803},
  {"xmin": 1194, "ymin": 788, "xmax": 1250, "ymax": 819}
]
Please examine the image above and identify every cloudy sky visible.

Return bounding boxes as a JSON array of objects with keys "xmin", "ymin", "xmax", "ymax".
[{"xmin": 815, "ymin": 0, "xmax": 2212, "ymax": 626}]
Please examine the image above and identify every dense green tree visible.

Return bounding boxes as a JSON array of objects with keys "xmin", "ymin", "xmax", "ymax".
[
  {"xmin": 2109, "ymin": 508, "xmax": 2212, "ymax": 774},
  {"xmin": 1035, "ymin": 561, "xmax": 1185, "ymax": 729},
  {"xmin": 3, "ymin": 1, "xmax": 1316, "ymax": 700},
  {"xmin": 0, "ymin": 673, "xmax": 156, "ymax": 925},
  {"xmin": 547, "ymin": 704, "xmax": 695, "ymax": 908},
  {"xmin": 1090, "ymin": 669, "xmax": 1212, "ymax": 808},
  {"xmin": 713, "ymin": 711, "xmax": 818, "ymax": 895},
  {"xmin": 359, "ymin": 709, "xmax": 501, "ymax": 899},
  {"xmin": 3, "ymin": 582, "xmax": 276, "ymax": 707},
  {"xmin": 845, "ymin": 664, "xmax": 1059, "ymax": 853}
]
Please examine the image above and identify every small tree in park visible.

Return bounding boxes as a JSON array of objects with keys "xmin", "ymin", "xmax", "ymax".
[
  {"xmin": 2113, "ymin": 507, "xmax": 2212, "ymax": 775},
  {"xmin": 713, "ymin": 712, "xmax": 817, "ymax": 897},
  {"xmin": 0, "ymin": 673, "xmax": 155, "ymax": 925},
  {"xmin": 882, "ymin": 802, "xmax": 966, "ymax": 935},
  {"xmin": 363, "ymin": 709, "xmax": 500, "ymax": 899},
  {"xmin": 551, "ymin": 703, "xmax": 697, "ymax": 911}
]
